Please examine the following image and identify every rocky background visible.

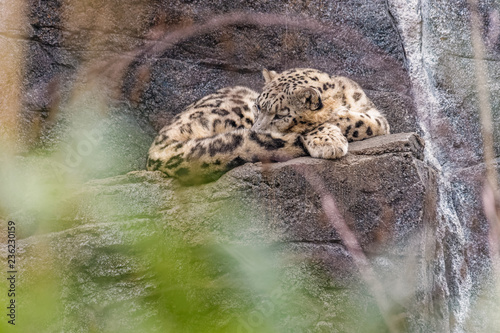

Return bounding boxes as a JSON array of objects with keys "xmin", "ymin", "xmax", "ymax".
[{"xmin": 1, "ymin": 0, "xmax": 500, "ymax": 332}]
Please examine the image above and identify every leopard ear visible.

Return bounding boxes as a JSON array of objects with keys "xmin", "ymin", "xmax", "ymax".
[
  {"xmin": 262, "ymin": 69, "xmax": 278, "ymax": 83},
  {"xmin": 296, "ymin": 87, "xmax": 323, "ymax": 110}
]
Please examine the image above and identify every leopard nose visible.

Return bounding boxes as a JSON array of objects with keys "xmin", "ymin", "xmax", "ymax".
[
  {"xmin": 251, "ymin": 114, "xmax": 272, "ymax": 131},
  {"xmin": 251, "ymin": 120, "xmax": 263, "ymax": 131}
]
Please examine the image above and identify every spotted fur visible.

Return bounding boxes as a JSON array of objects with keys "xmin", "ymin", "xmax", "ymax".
[
  {"xmin": 147, "ymin": 68, "xmax": 390, "ymax": 184},
  {"xmin": 147, "ymin": 86, "xmax": 305, "ymax": 184}
]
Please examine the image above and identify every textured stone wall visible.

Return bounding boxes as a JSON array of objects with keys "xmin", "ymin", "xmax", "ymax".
[
  {"xmin": 389, "ymin": 0, "xmax": 500, "ymax": 331},
  {"xmin": 21, "ymin": 0, "xmax": 417, "ymax": 141}
]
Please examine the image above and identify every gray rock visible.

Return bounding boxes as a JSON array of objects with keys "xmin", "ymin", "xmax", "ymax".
[
  {"xmin": 388, "ymin": 0, "xmax": 500, "ymax": 331},
  {"xmin": 6, "ymin": 133, "xmax": 440, "ymax": 332},
  {"xmin": 348, "ymin": 132, "xmax": 425, "ymax": 160}
]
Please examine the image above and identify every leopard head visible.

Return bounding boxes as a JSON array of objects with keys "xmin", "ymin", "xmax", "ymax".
[{"xmin": 252, "ymin": 68, "xmax": 330, "ymax": 134}]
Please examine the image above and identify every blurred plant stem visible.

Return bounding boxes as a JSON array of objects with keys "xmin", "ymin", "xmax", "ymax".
[
  {"xmin": 0, "ymin": 0, "xmax": 27, "ymax": 153},
  {"xmin": 296, "ymin": 166, "xmax": 402, "ymax": 333},
  {"xmin": 468, "ymin": 0, "xmax": 500, "ymax": 275},
  {"xmin": 468, "ymin": 0, "xmax": 498, "ymax": 191}
]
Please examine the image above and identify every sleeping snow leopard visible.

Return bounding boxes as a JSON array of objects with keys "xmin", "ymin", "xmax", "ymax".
[{"xmin": 147, "ymin": 68, "xmax": 390, "ymax": 185}]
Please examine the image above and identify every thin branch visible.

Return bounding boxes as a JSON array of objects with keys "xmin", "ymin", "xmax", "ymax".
[
  {"xmin": 295, "ymin": 166, "xmax": 400, "ymax": 333},
  {"xmin": 468, "ymin": 0, "xmax": 498, "ymax": 191},
  {"xmin": 468, "ymin": 0, "xmax": 500, "ymax": 273},
  {"xmin": 82, "ymin": 11, "xmax": 408, "ymax": 99}
]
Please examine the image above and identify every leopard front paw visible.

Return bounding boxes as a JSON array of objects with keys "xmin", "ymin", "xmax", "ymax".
[{"xmin": 302, "ymin": 133, "xmax": 348, "ymax": 159}]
